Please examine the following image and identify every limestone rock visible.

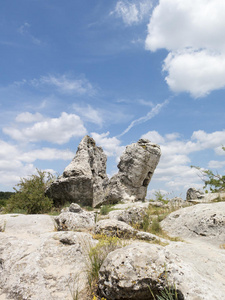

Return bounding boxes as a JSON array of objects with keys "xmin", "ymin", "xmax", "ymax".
[
  {"xmin": 106, "ymin": 139, "xmax": 161, "ymax": 203},
  {"xmin": 186, "ymin": 187, "xmax": 204, "ymax": 201},
  {"xmin": 98, "ymin": 243, "xmax": 185, "ymax": 300},
  {"xmin": 187, "ymin": 189, "xmax": 225, "ymax": 203},
  {"xmin": 95, "ymin": 219, "xmax": 136, "ymax": 239},
  {"xmin": 54, "ymin": 203, "xmax": 95, "ymax": 231},
  {"xmin": 108, "ymin": 206, "xmax": 147, "ymax": 226},
  {"xmin": 46, "ymin": 135, "xmax": 108, "ymax": 207},
  {"xmin": 161, "ymin": 202, "xmax": 225, "ymax": 244},
  {"xmin": 98, "ymin": 241, "xmax": 225, "ymax": 300},
  {"xmin": 0, "ymin": 214, "xmax": 96, "ymax": 300}
]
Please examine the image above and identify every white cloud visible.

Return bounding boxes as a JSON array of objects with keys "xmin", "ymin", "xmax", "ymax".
[
  {"xmin": 145, "ymin": 0, "xmax": 225, "ymax": 97},
  {"xmin": 91, "ymin": 132, "xmax": 125, "ymax": 158},
  {"xmin": 30, "ymin": 74, "xmax": 95, "ymax": 95},
  {"xmin": 142, "ymin": 129, "xmax": 225, "ymax": 194},
  {"xmin": 15, "ymin": 112, "xmax": 44, "ymax": 123},
  {"xmin": 192, "ymin": 130, "xmax": 225, "ymax": 149},
  {"xmin": 0, "ymin": 139, "xmax": 75, "ymax": 188},
  {"xmin": 3, "ymin": 112, "xmax": 87, "ymax": 144},
  {"xmin": 73, "ymin": 104, "xmax": 103, "ymax": 126},
  {"xmin": 163, "ymin": 50, "xmax": 225, "ymax": 97},
  {"xmin": 142, "ymin": 130, "xmax": 165, "ymax": 144},
  {"xmin": 208, "ymin": 160, "xmax": 225, "ymax": 169},
  {"xmin": 19, "ymin": 148, "xmax": 74, "ymax": 163},
  {"xmin": 112, "ymin": 0, "xmax": 153, "ymax": 26}
]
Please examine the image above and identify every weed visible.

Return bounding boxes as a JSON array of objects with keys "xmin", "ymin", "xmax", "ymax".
[
  {"xmin": 67, "ymin": 273, "xmax": 80, "ymax": 300},
  {"xmin": 0, "ymin": 220, "xmax": 6, "ymax": 232},
  {"xmin": 220, "ymin": 244, "xmax": 225, "ymax": 249},
  {"xmin": 149, "ymin": 285, "xmax": 179, "ymax": 300},
  {"xmin": 150, "ymin": 217, "xmax": 162, "ymax": 235},
  {"xmin": 86, "ymin": 235, "xmax": 125, "ymax": 296},
  {"xmin": 99, "ymin": 205, "xmax": 112, "ymax": 215}
]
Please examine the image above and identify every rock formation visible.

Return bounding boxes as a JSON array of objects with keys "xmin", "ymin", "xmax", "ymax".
[
  {"xmin": 46, "ymin": 135, "xmax": 108, "ymax": 207},
  {"xmin": 187, "ymin": 187, "xmax": 225, "ymax": 203},
  {"xmin": 161, "ymin": 202, "xmax": 225, "ymax": 244},
  {"xmin": 46, "ymin": 136, "xmax": 161, "ymax": 207},
  {"xmin": 105, "ymin": 139, "xmax": 161, "ymax": 203},
  {"xmin": 1, "ymin": 201, "xmax": 225, "ymax": 299},
  {"xmin": 186, "ymin": 187, "xmax": 204, "ymax": 201},
  {"xmin": 54, "ymin": 203, "xmax": 95, "ymax": 231}
]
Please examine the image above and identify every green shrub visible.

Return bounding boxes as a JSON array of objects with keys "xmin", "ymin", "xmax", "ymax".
[
  {"xmin": 5, "ymin": 169, "xmax": 53, "ymax": 214},
  {"xmin": 100, "ymin": 205, "xmax": 113, "ymax": 215}
]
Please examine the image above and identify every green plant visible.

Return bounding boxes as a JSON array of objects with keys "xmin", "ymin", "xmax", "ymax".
[
  {"xmin": 67, "ymin": 273, "xmax": 80, "ymax": 300},
  {"xmin": 150, "ymin": 217, "xmax": 162, "ymax": 235},
  {"xmin": 86, "ymin": 235, "xmax": 124, "ymax": 295},
  {"xmin": 191, "ymin": 148, "xmax": 225, "ymax": 193},
  {"xmin": 5, "ymin": 169, "xmax": 53, "ymax": 214},
  {"xmin": 154, "ymin": 191, "xmax": 169, "ymax": 204},
  {"xmin": 149, "ymin": 285, "xmax": 179, "ymax": 300}
]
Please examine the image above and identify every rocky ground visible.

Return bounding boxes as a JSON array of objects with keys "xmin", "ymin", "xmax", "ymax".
[{"xmin": 0, "ymin": 201, "xmax": 225, "ymax": 300}]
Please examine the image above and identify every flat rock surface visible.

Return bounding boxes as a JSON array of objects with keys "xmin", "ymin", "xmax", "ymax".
[
  {"xmin": 0, "ymin": 214, "xmax": 94, "ymax": 300},
  {"xmin": 161, "ymin": 202, "xmax": 225, "ymax": 244}
]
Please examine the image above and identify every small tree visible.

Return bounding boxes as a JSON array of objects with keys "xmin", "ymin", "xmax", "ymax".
[
  {"xmin": 191, "ymin": 147, "xmax": 225, "ymax": 193},
  {"xmin": 6, "ymin": 169, "xmax": 53, "ymax": 214}
]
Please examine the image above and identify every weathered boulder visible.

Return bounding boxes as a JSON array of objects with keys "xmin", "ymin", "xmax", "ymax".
[
  {"xmin": 46, "ymin": 135, "xmax": 108, "ymax": 207},
  {"xmin": 98, "ymin": 241, "xmax": 225, "ymax": 300},
  {"xmin": 98, "ymin": 243, "xmax": 185, "ymax": 300},
  {"xmin": 54, "ymin": 203, "xmax": 95, "ymax": 231},
  {"xmin": 0, "ymin": 214, "xmax": 96, "ymax": 299},
  {"xmin": 105, "ymin": 139, "xmax": 161, "ymax": 203},
  {"xmin": 187, "ymin": 188, "xmax": 225, "ymax": 203},
  {"xmin": 186, "ymin": 187, "xmax": 204, "ymax": 201},
  {"xmin": 94, "ymin": 219, "xmax": 166, "ymax": 243},
  {"xmin": 95, "ymin": 219, "xmax": 136, "ymax": 239},
  {"xmin": 161, "ymin": 202, "xmax": 225, "ymax": 244},
  {"xmin": 108, "ymin": 206, "xmax": 147, "ymax": 226}
]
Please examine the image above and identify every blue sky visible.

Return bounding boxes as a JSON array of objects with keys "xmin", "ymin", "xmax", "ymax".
[{"xmin": 1, "ymin": 0, "xmax": 225, "ymax": 199}]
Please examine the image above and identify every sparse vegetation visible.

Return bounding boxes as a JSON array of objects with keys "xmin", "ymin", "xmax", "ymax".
[
  {"xmin": 191, "ymin": 147, "xmax": 225, "ymax": 193},
  {"xmin": 86, "ymin": 235, "xmax": 125, "ymax": 297},
  {"xmin": 5, "ymin": 169, "xmax": 54, "ymax": 214}
]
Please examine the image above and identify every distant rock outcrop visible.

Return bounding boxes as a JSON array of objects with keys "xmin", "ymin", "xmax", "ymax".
[
  {"xmin": 186, "ymin": 187, "xmax": 204, "ymax": 201},
  {"xmin": 186, "ymin": 187, "xmax": 225, "ymax": 203},
  {"xmin": 105, "ymin": 139, "xmax": 161, "ymax": 203},
  {"xmin": 46, "ymin": 135, "xmax": 108, "ymax": 207}
]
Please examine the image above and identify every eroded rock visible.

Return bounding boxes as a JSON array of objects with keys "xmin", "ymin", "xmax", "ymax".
[
  {"xmin": 98, "ymin": 243, "xmax": 185, "ymax": 300},
  {"xmin": 54, "ymin": 203, "xmax": 95, "ymax": 231},
  {"xmin": 0, "ymin": 214, "xmax": 96, "ymax": 300},
  {"xmin": 108, "ymin": 206, "xmax": 147, "ymax": 226},
  {"xmin": 46, "ymin": 135, "xmax": 108, "ymax": 207},
  {"xmin": 161, "ymin": 202, "xmax": 225, "ymax": 244},
  {"xmin": 105, "ymin": 139, "xmax": 161, "ymax": 203}
]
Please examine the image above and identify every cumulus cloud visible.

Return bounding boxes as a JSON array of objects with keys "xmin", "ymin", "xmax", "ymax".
[
  {"xmin": 112, "ymin": 0, "xmax": 153, "ymax": 26},
  {"xmin": 142, "ymin": 129, "xmax": 225, "ymax": 193},
  {"xmin": 3, "ymin": 112, "xmax": 87, "ymax": 144},
  {"xmin": 91, "ymin": 132, "xmax": 125, "ymax": 158},
  {"xmin": 19, "ymin": 148, "xmax": 74, "ymax": 163},
  {"xmin": 15, "ymin": 112, "xmax": 44, "ymax": 123},
  {"xmin": 73, "ymin": 104, "xmax": 103, "ymax": 126},
  {"xmin": 145, "ymin": 0, "xmax": 225, "ymax": 97},
  {"xmin": 0, "ymin": 140, "xmax": 75, "ymax": 188}
]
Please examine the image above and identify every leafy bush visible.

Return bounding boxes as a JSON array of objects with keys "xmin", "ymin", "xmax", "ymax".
[
  {"xmin": 5, "ymin": 169, "xmax": 53, "ymax": 214},
  {"xmin": 0, "ymin": 191, "xmax": 15, "ymax": 209}
]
